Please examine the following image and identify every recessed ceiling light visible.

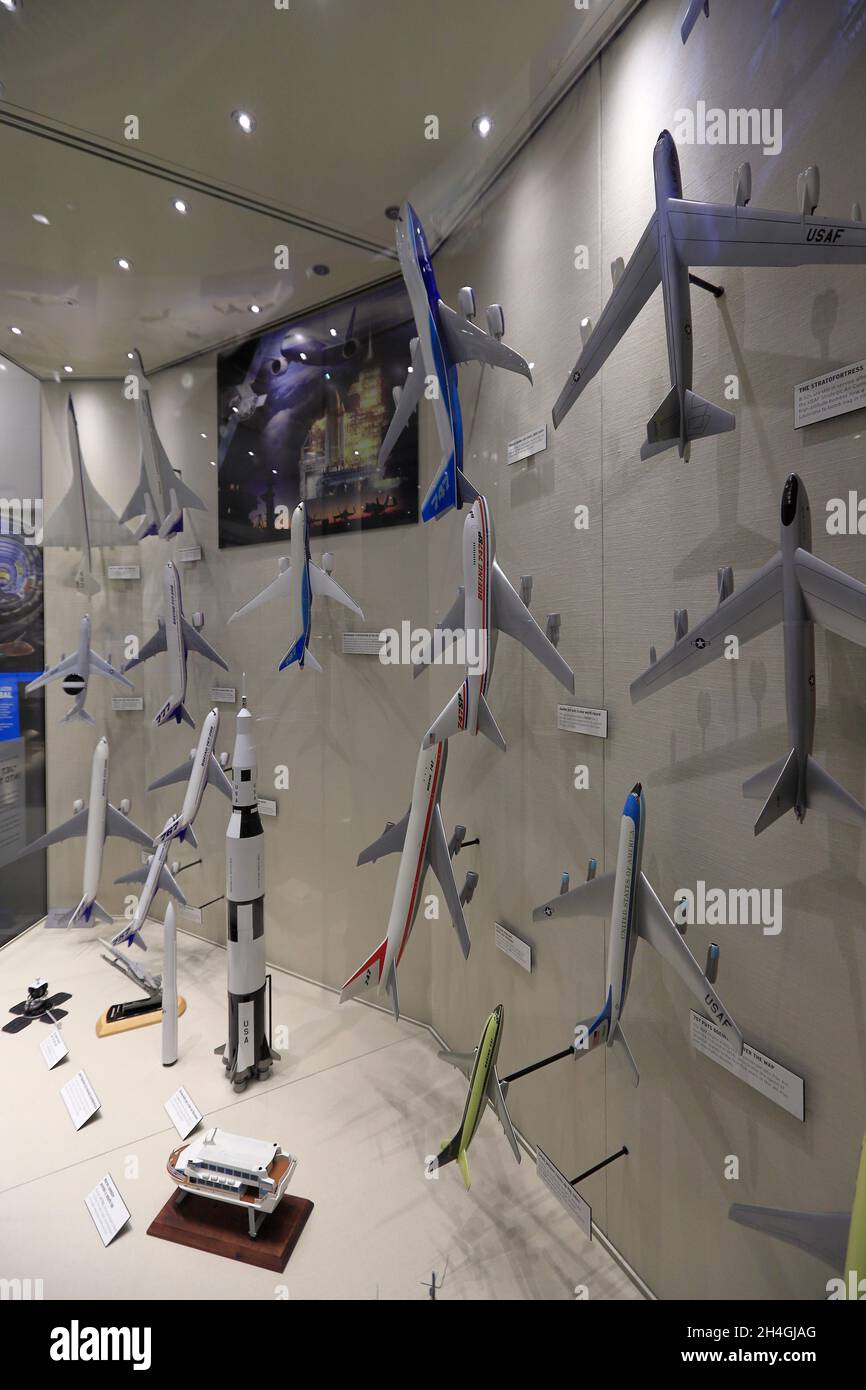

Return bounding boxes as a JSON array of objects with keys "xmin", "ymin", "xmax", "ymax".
[
  {"xmin": 248, "ymin": 450, "xmax": 254, "ymax": 457},
  {"xmin": 172, "ymin": 197, "xmax": 189, "ymax": 215},
  {"xmin": 472, "ymin": 115, "xmax": 493, "ymax": 138},
  {"xmin": 200, "ymin": 432, "xmax": 207, "ymax": 439},
  {"xmin": 210, "ymin": 460, "xmax": 216, "ymax": 467},
  {"xmin": 299, "ymin": 352, "xmax": 307, "ymax": 361},
  {"xmin": 329, "ymin": 328, "xmax": 338, "ymax": 338},
  {"xmin": 249, "ymin": 304, "xmax": 261, "ymax": 314},
  {"xmin": 324, "ymin": 372, "xmax": 330, "ymax": 380},
  {"xmin": 384, "ymin": 205, "xmax": 400, "ymax": 221},
  {"xmin": 127, "ymin": 351, "xmax": 134, "ymax": 360},
  {"xmin": 10, "ymin": 325, "xmax": 21, "ymax": 335},
  {"xmin": 312, "ymin": 263, "xmax": 330, "ymax": 277},
  {"xmin": 0, "ymin": 363, "xmax": 6, "ymax": 371},
  {"xmin": 231, "ymin": 406, "xmax": 239, "ymax": 414},
  {"xmin": 232, "ymin": 109, "xmax": 257, "ymax": 134},
  {"xmin": 272, "ymin": 469, "xmax": 277, "ymax": 476},
  {"xmin": 116, "ymin": 256, "xmax": 132, "ymax": 271},
  {"xmin": 63, "ymin": 365, "xmax": 73, "ymax": 373},
  {"xmin": 32, "ymin": 212, "xmax": 50, "ymax": 225}
]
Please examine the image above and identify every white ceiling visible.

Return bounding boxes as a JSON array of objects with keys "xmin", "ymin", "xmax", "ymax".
[{"xmin": 0, "ymin": 0, "xmax": 636, "ymax": 377}]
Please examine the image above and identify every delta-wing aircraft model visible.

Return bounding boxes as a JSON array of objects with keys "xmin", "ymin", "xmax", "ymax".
[
  {"xmin": 419, "ymin": 492, "xmax": 575, "ymax": 751},
  {"xmin": 730, "ymin": 1131, "xmax": 866, "ymax": 1295},
  {"xmin": 25, "ymin": 613, "xmax": 132, "ymax": 723},
  {"xmin": 110, "ymin": 831, "xmax": 187, "ymax": 951},
  {"xmin": 120, "ymin": 349, "xmax": 207, "ymax": 540},
  {"xmin": 43, "ymin": 396, "xmax": 131, "ymax": 595},
  {"xmin": 124, "ymin": 561, "xmax": 228, "ymax": 727},
  {"xmin": 380, "ymin": 202, "xmax": 532, "ymax": 523},
  {"xmin": 341, "ymin": 740, "xmax": 473, "ymax": 1021},
  {"xmin": 151, "ymin": 707, "xmax": 231, "ymax": 848},
  {"xmin": 533, "ymin": 783, "xmax": 743, "ymax": 1081},
  {"xmin": 19, "ymin": 736, "xmax": 152, "ymax": 927},
  {"xmin": 553, "ymin": 130, "xmax": 866, "ymax": 461},
  {"xmin": 631, "ymin": 475, "xmax": 866, "ymax": 836},
  {"xmin": 229, "ymin": 500, "xmax": 363, "ymax": 672},
  {"xmin": 435, "ymin": 1004, "xmax": 521, "ymax": 1189}
]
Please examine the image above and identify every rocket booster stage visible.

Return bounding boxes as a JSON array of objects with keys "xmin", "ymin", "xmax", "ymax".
[{"xmin": 216, "ymin": 696, "xmax": 278, "ymax": 1090}]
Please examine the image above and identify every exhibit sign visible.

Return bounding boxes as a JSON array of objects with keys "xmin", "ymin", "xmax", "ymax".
[
  {"xmin": 690, "ymin": 1012, "xmax": 805, "ymax": 1120},
  {"xmin": 536, "ymin": 1147, "xmax": 592, "ymax": 1239},
  {"xmin": 85, "ymin": 1174, "xmax": 131, "ymax": 1247},
  {"xmin": 507, "ymin": 424, "xmax": 548, "ymax": 466},
  {"xmin": 60, "ymin": 1069, "xmax": 101, "ymax": 1130},
  {"xmin": 40, "ymin": 1029, "xmax": 68, "ymax": 1069},
  {"xmin": 342, "ymin": 631, "xmax": 386, "ymax": 656},
  {"xmin": 111, "ymin": 695, "xmax": 144, "ymax": 712},
  {"xmin": 494, "ymin": 921, "xmax": 532, "ymax": 973},
  {"xmin": 557, "ymin": 703, "xmax": 608, "ymax": 738},
  {"xmin": 106, "ymin": 563, "xmax": 141, "ymax": 580},
  {"xmin": 164, "ymin": 1086, "xmax": 203, "ymax": 1140},
  {"xmin": 794, "ymin": 359, "xmax": 866, "ymax": 429}
]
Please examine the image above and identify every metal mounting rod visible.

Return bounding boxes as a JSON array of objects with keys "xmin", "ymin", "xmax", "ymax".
[
  {"xmin": 571, "ymin": 1145, "xmax": 629, "ymax": 1187},
  {"xmin": 689, "ymin": 272, "xmax": 724, "ymax": 298},
  {"xmin": 502, "ymin": 1045, "xmax": 574, "ymax": 1085}
]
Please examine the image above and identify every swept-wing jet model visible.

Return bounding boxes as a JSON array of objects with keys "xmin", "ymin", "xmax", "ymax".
[
  {"xmin": 120, "ymin": 348, "xmax": 207, "ymax": 539},
  {"xmin": 19, "ymin": 736, "xmax": 152, "ymax": 927},
  {"xmin": 380, "ymin": 202, "xmax": 532, "ymax": 522},
  {"xmin": 229, "ymin": 501, "xmax": 363, "ymax": 672},
  {"xmin": 25, "ymin": 613, "xmax": 132, "ymax": 723},
  {"xmin": 150, "ymin": 707, "xmax": 231, "ymax": 848},
  {"xmin": 631, "ymin": 475, "xmax": 866, "ymax": 836},
  {"xmin": 43, "ymin": 396, "xmax": 131, "ymax": 594},
  {"xmin": 533, "ymin": 783, "xmax": 743, "ymax": 1081},
  {"xmin": 272, "ymin": 306, "xmax": 359, "ymax": 374},
  {"xmin": 730, "ymin": 1131, "xmax": 866, "ymax": 1292},
  {"xmin": 435, "ymin": 1004, "xmax": 521, "ymax": 1189},
  {"xmin": 680, "ymin": 0, "xmax": 708, "ymax": 43},
  {"xmin": 341, "ymin": 740, "xmax": 472, "ymax": 1021},
  {"xmin": 110, "ymin": 830, "xmax": 188, "ymax": 951},
  {"xmin": 553, "ymin": 130, "xmax": 866, "ymax": 460},
  {"xmin": 124, "ymin": 561, "xmax": 228, "ymax": 727},
  {"xmin": 420, "ymin": 492, "xmax": 575, "ymax": 751}
]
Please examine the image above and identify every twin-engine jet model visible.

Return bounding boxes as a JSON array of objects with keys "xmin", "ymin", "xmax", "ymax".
[
  {"xmin": 553, "ymin": 130, "xmax": 866, "ymax": 461},
  {"xmin": 25, "ymin": 613, "xmax": 132, "ymax": 723},
  {"xmin": 229, "ymin": 501, "xmax": 363, "ymax": 672},
  {"xmin": 20, "ymin": 737, "xmax": 151, "ymax": 927},
  {"xmin": 418, "ymin": 492, "xmax": 575, "ymax": 751},
  {"xmin": 380, "ymin": 202, "xmax": 532, "ymax": 523},
  {"xmin": 124, "ymin": 561, "xmax": 228, "ymax": 727},
  {"xmin": 120, "ymin": 349, "xmax": 207, "ymax": 540},
  {"xmin": 151, "ymin": 707, "xmax": 231, "ymax": 848},
  {"xmin": 110, "ymin": 831, "xmax": 187, "ymax": 952},
  {"xmin": 435, "ymin": 1004, "xmax": 521, "ymax": 1189},
  {"xmin": 341, "ymin": 741, "xmax": 474, "ymax": 1021},
  {"xmin": 272, "ymin": 306, "xmax": 360, "ymax": 374},
  {"xmin": 631, "ymin": 475, "xmax": 866, "ymax": 836},
  {"xmin": 533, "ymin": 783, "xmax": 743, "ymax": 1081},
  {"xmin": 43, "ymin": 397, "xmax": 131, "ymax": 595}
]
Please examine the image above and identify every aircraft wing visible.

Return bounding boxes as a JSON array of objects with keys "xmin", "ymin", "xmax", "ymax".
[
  {"xmin": 795, "ymin": 549, "xmax": 866, "ymax": 647},
  {"xmin": 119, "ymin": 461, "xmax": 151, "ymax": 525},
  {"xmin": 427, "ymin": 804, "xmax": 471, "ymax": 959},
  {"xmin": 437, "ymin": 302, "xmax": 533, "ymax": 380},
  {"xmin": 229, "ymin": 566, "xmax": 292, "ymax": 622},
  {"xmin": 357, "ymin": 809, "xmax": 410, "ymax": 865},
  {"xmin": 491, "ymin": 561, "xmax": 575, "ymax": 693},
  {"xmin": 637, "ymin": 872, "xmax": 744, "ymax": 1053},
  {"xmin": 532, "ymin": 870, "xmax": 615, "ymax": 923},
  {"xmin": 488, "ymin": 1066, "xmax": 522, "ymax": 1163},
  {"xmin": 105, "ymin": 802, "xmax": 153, "ymax": 850},
  {"xmin": 89, "ymin": 651, "xmax": 134, "ymax": 689},
  {"xmin": 309, "ymin": 561, "xmax": 364, "ymax": 618},
  {"xmin": 413, "ymin": 587, "xmax": 465, "ymax": 678},
  {"xmin": 438, "ymin": 1048, "xmax": 476, "ymax": 1082},
  {"xmin": 20, "ymin": 807, "xmax": 89, "ymax": 854},
  {"xmin": 379, "ymin": 337, "xmax": 425, "ymax": 467},
  {"xmin": 25, "ymin": 652, "xmax": 84, "ymax": 693},
  {"xmin": 180, "ymin": 618, "xmax": 228, "ymax": 671},
  {"xmin": 43, "ymin": 483, "xmax": 85, "ymax": 551},
  {"xmin": 124, "ymin": 623, "xmax": 167, "ymax": 671},
  {"xmin": 668, "ymin": 199, "xmax": 866, "ymax": 268},
  {"xmin": 552, "ymin": 213, "xmax": 660, "ymax": 428},
  {"xmin": 729, "ymin": 1204, "xmax": 849, "ymax": 1272},
  {"xmin": 681, "ymin": 0, "xmax": 708, "ymax": 43},
  {"xmin": 630, "ymin": 552, "xmax": 784, "ymax": 702}
]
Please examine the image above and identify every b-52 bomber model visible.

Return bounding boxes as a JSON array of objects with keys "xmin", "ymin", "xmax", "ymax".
[
  {"xmin": 435, "ymin": 1004, "xmax": 521, "ymax": 1189},
  {"xmin": 631, "ymin": 475, "xmax": 866, "ymax": 836},
  {"xmin": 533, "ymin": 783, "xmax": 743, "ymax": 1082},
  {"xmin": 553, "ymin": 130, "xmax": 866, "ymax": 461}
]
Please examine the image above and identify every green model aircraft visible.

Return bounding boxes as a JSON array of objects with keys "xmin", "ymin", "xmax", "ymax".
[{"xmin": 435, "ymin": 1004, "xmax": 521, "ymax": 1189}]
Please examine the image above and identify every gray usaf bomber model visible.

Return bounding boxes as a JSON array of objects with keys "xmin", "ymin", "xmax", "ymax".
[
  {"xmin": 553, "ymin": 130, "xmax": 866, "ymax": 461},
  {"xmin": 631, "ymin": 475, "xmax": 866, "ymax": 836}
]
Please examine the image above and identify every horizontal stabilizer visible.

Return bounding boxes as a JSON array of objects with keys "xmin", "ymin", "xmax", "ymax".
[
  {"xmin": 640, "ymin": 387, "xmax": 735, "ymax": 461},
  {"xmin": 746, "ymin": 747, "xmax": 798, "ymax": 835},
  {"xmin": 729, "ymin": 1204, "xmax": 849, "ymax": 1272},
  {"xmin": 340, "ymin": 936, "xmax": 388, "ymax": 1003},
  {"xmin": 61, "ymin": 705, "xmax": 96, "ymax": 725},
  {"xmin": 806, "ymin": 755, "xmax": 866, "ymax": 829},
  {"xmin": 612, "ymin": 1023, "xmax": 640, "ymax": 1087}
]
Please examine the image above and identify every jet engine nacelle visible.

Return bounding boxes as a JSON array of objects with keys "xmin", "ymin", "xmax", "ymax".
[
  {"xmin": 219, "ymin": 750, "xmax": 229, "ymax": 767},
  {"xmin": 579, "ymin": 316, "xmax": 594, "ymax": 348},
  {"xmin": 118, "ymin": 798, "xmax": 130, "ymax": 815},
  {"xmin": 392, "ymin": 385, "xmax": 402, "ymax": 408},
  {"xmin": 73, "ymin": 798, "xmax": 85, "ymax": 814},
  {"xmin": 171, "ymin": 860, "xmax": 181, "ymax": 875},
  {"xmin": 191, "ymin": 611, "xmax": 204, "ymax": 630},
  {"xmin": 733, "ymin": 161, "xmax": 752, "ymax": 208},
  {"xmin": 458, "ymin": 287, "xmax": 477, "ymax": 321},
  {"xmin": 797, "ymin": 165, "xmax": 820, "ymax": 217},
  {"xmin": 321, "ymin": 551, "xmax": 334, "ymax": 576},
  {"xmin": 610, "ymin": 256, "xmax": 625, "ymax": 288},
  {"xmin": 853, "ymin": 202, "xmax": 863, "ymax": 222},
  {"xmin": 485, "ymin": 304, "xmax": 505, "ymax": 340},
  {"xmin": 674, "ymin": 608, "xmax": 689, "ymax": 641},
  {"xmin": 717, "ymin": 566, "xmax": 734, "ymax": 604}
]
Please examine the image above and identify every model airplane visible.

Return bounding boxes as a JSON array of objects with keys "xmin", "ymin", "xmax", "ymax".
[
  {"xmin": 272, "ymin": 306, "xmax": 359, "ymax": 373},
  {"xmin": 553, "ymin": 130, "xmax": 866, "ymax": 460},
  {"xmin": 380, "ymin": 202, "xmax": 532, "ymax": 523},
  {"xmin": 124, "ymin": 561, "xmax": 228, "ymax": 726},
  {"xmin": 229, "ymin": 501, "xmax": 363, "ymax": 671},
  {"xmin": 533, "ymin": 783, "xmax": 743, "ymax": 1081},
  {"xmin": 25, "ymin": 614, "xmax": 132, "ymax": 723},
  {"xmin": 19, "ymin": 736, "xmax": 152, "ymax": 926},
  {"xmin": 730, "ymin": 1131, "xmax": 866, "ymax": 1292},
  {"xmin": 341, "ymin": 740, "xmax": 473, "ymax": 1021},
  {"xmin": 419, "ymin": 492, "xmax": 575, "ymax": 751},
  {"xmin": 42, "ymin": 396, "xmax": 131, "ymax": 594},
  {"xmin": 150, "ymin": 707, "xmax": 231, "ymax": 848},
  {"xmin": 120, "ymin": 348, "xmax": 207, "ymax": 539},
  {"xmin": 631, "ymin": 475, "xmax": 866, "ymax": 835},
  {"xmin": 435, "ymin": 1004, "xmax": 521, "ymax": 1189},
  {"xmin": 110, "ymin": 831, "xmax": 188, "ymax": 951},
  {"xmin": 680, "ymin": 0, "xmax": 709, "ymax": 42}
]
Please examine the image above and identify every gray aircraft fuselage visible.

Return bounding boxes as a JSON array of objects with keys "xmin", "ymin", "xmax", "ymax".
[
  {"xmin": 780, "ymin": 474, "xmax": 815, "ymax": 820},
  {"xmin": 654, "ymin": 130, "xmax": 692, "ymax": 457}
]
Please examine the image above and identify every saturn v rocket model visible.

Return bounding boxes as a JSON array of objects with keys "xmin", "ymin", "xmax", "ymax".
[{"xmin": 216, "ymin": 695, "xmax": 279, "ymax": 1091}]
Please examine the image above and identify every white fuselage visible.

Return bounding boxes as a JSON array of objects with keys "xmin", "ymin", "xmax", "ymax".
[
  {"xmin": 80, "ymin": 736, "xmax": 111, "ymax": 909},
  {"xmin": 395, "ymin": 208, "xmax": 455, "ymax": 468},
  {"xmin": 158, "ymin": 561, "xmax": 188, "ymax": 721},
  {"xmin": 68, "ymin": 615, "xmax": 92, "ymax": 717},
  {"xmin": 177, "ymin": 708, "xmax": 219, "ymax": 835},
  {"xmin": 130, "ymin": 835, "xmax": 172, "ymax": 935},
  {"xmin": 287, "ymin": 503, "xmax": 307, "ymax": 646},
  {"xmin": 604, "ymin": 793, "xmax": 644, "ymax": 1040},
  {"xmin": 456, "ymin": 496, "xmax": 495, "ymax": 735},
  {"xmin": 382, "ymin": 741, "xmax": 447, "ymax": 985}
]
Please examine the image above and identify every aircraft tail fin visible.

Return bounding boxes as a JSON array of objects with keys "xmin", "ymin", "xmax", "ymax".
[
  {"xmin": 340, "ymin": 935, "xmax": 389, "ymax": 1005},
  {"xmin": 76, "ymin": 567, "xmax": 101, "ymax": 597},
  {"xmin": 62, "ymin": 705, "xmax": 95, "ymax": 725},
  {"xmin": 457, "ymin": 1147, "xmax": 471, "ymax": 1189},
  {"xmin": 612, "ymin": 1023, "xmax": 640, "ymax": 1087},
  {"xmin": 76, "ymin": 898, "xmax": 113, "ymax": 927},
  {"xmin": 180, "ymin": 824, "xmax": 198, "ymax": 850},
  {"xmin": 806, "ymin": 756, "xmax": 866, "ymax": 829},
  {"xmin": 744, "ymin": 748, "xmax": 799, "ymax": 835},
  {"xmin": 640, "ymin": 386, "xmax": 735, "ymax": 461}
]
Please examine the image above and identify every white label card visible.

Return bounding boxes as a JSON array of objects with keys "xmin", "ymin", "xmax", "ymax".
[
  {"xmin": 494, "ymin": 922, "xmax": 532, "ymax": 973},
  {"xmin": 85, "ymin": 1174, "xmax": 131, "ymax": 1247},
  {"xmin": 211, "ymin": 687, "xmax": 236, "ymax": 703},
  {"xmin": 40, "ymin": 1029, "xmax": 68, "ymax": 1069},
  {"xmin": 258, "ymin": 798, "xmax": 277, "ymax": 817},
  {"xmin": 164, "ymin": 1086, "xmax": 203, "ymax": 1140},
  {"xmin": 557, "ymin": 704, "xmax": 608, "ymax": 738},
  {"xmin": 60, "ymin": 1069, "xmax": 101, "ymax": 1130},
  {"xmin": 507, "ymin": 424, "xmax": 548, "ymax": 466},
  {"xmin": 342, "ymin": 632, "xmax": 385, "ymax": 656},
  {"xmin": 690, "ymin": 1012, "xmax": 805, "ymax": 1120},
  {"xmin": 176, "ymin": 545, "xmax": 202, "ymax": 563},
  {"xmin": 794, "ymin": 359, "xmax": 866, "ymax": 429},
  {"xmin": 180, "ymin": 905, "xmax": 202, "ymax": 925},
  {"xmin": 111, "ymin": 696, "xmax": 144, "ymax": 712},
  {"xmin": 106, "ymin": 564, "xmax": 141, "ymax": 580},
  {"xmin": 536, "ymin": 1147, "xmax": 592, "ymax": 1238}
]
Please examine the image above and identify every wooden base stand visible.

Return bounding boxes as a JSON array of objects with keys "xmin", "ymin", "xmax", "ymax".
[
  {"xmin": 96, "ymin": 997, "xmax": 186, "ymax": 1037},
  {"xmin": 147, "ymin": 1189, "xmax": 314, "ymax": 1272}
]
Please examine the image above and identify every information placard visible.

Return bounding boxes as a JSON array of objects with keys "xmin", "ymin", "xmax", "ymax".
[
  {"xmin": 536, "ymin": 1147, "xmax": 592, "ymax": 1238},
  {"xmin": 210, "ymin": 687, "xmax": 236, "ymax": 704},
  {"xmin": 507, "ymin": 424, "xmax": 548, "ymax": 466},
  {"xmin": 60, "ymin": 1070, "xmax": 101, "ymax": 1130},
  {"xmin": 690, "ymin": 1012, "xmax": 805, "ymax": 1120},
  {"xmin": 494, "ymin": 922, "xmax": 532, "ymax": 973},
  {"xmin": 40, "ymin": 1029, "xmax": 68, "ymax": 1069},
  {"xmin": 106, "ymin": 564, "xmax": 141, "ymax": 581},
  {"xmin": 85, "ymin": 1174, "xmax": 131, "ymax": 1247},
  {"xmin": 111, "ymin": 695, "xmax": 144, "ymax": 712},
  {"xmin": 794, "ymin": 359, "xmax": 866, "ymax": 428},
  {"xmin": 164, "ymin": 1086, "xmax": 203, "ymax": 1140},
  {"xmin": 342, "ymin": 632, "xmax": 385, "ymax": 656},
  {"xmin": 557, "ymin": 703, "xmax": 608, "ymax": 738}
]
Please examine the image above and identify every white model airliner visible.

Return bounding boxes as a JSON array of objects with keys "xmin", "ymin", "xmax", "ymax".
[
  {"xmin": 111, "ymin": 832, "xmax": 187, "ymax": 952},
  {"xmin": 124, "ymin": 561, "xmax": 227, "ymax": 727},
  {"xmin": 229, "ymin": 500, "xmax": 363, "ymax": 672},
  {"xmin": 20, "ymin": 736, "xmax": 152, "ymax": 927},
  {"xmin": 25, "ymin": 613, "xmax": 132, "ymax": 723},
  {"xmin": 150, "ymin": 707, "xmax": 231, "ymax": 847},
  {"xmin": 553, "ymin": 130, "xmax": 866, "ymax": 460},
  {"xmin": 43, "ymin": 397, "xmax": 131, "ymax": 594},
  {"xmin": 120, "ymin": 349, "xmax": 207, "ymax": 540}
]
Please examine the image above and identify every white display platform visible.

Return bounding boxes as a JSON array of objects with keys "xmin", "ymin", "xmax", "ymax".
[{"xmin": 0, "ymin": 922, "xmax": 641, "ymax": 1301}]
